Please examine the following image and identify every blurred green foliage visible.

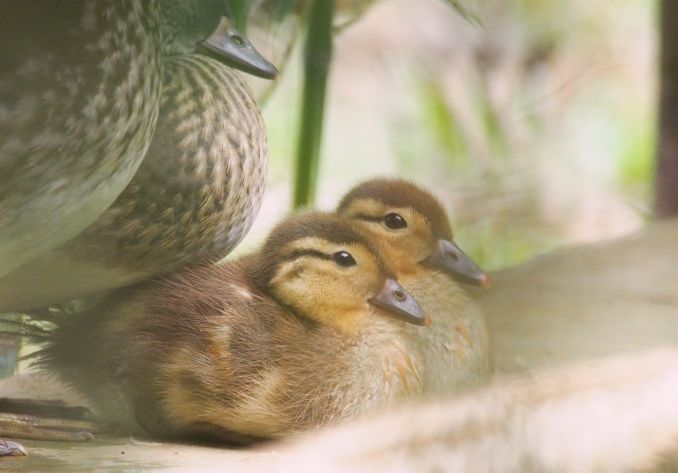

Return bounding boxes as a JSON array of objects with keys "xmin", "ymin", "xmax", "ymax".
[
  {"xmin": 419, "ymin": 80, "xmax": 469, "ymax": 166},
  {"xmin": 286, "ymin": 0, "xmax": 478, "ymax": 208},
  {"xmin": 617, "ymin": 118, "xmax": 654, "ymax": 200},
  {"xmin": 256, "ymin": 0, "xmax": 654, "ymax": 270}
]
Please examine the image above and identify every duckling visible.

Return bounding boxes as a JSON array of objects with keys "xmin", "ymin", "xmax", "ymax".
[
  {"xmin": 0, "ymin": 0, "xmax": 275, "ymax": 279},
  {"xmin": 0, "ymin": 2, "xmax": 275, "ymax": 311},
  {"xmin": 29, "ymin": 212, "xmax": 428, "ymax": 443},
  {"xmin": 337, "ymin": 178, "xmax": 492, "ymax": 396}
]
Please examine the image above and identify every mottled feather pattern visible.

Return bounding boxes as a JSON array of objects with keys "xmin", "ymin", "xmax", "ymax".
[
  {"xmin": 0, "ymin": 1, "xmax": 163, "ymax": 272},
  {"xmin": 63, "ymin": 55, "xmax": 267, "ymax": 271},
  {"xmin": 0, "ymin": 0, "xmax": 272, "ymax": 311}
]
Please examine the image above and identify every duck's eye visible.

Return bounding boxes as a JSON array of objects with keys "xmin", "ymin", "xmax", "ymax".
[
  {"xmin": 231, "ymin": 34, "xmax": 245, "ymax": 47},
  {"xmin": 384, "ymin": 213, "xmax": 407, "ymax": 230},
  {"xmin": 333, "ymin": 251, "xmax": 357, "ymax": 267}
]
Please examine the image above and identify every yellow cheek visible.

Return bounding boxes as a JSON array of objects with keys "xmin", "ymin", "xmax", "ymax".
[
  {"xmin": 275, "ymin": 267, "xmax": 367, "ymax": 315},
  {"xmin": 366, "ymin": 234, "xmax": 419, "ymax": 276}
]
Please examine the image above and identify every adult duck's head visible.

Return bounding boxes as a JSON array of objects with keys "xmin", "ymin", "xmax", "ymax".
[
  {"xmin": 160, "ymin": 0, "xmax": 278, "ymax": 79},
  {"xmin": 251, "ymin": 212, "xmax": 431, "ymax": 332},
  {"xmin": 337, "ymin": 179, "xmax": 491, "ymax": 288}
]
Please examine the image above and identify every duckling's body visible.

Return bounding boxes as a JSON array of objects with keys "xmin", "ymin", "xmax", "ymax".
[
  {"xmin": 0, "ymin": 1, "xmax": 163, "ymax": 277},
  {"xmin": 35, "ymin": 213, "xmax": 427, "ymax": 441},
  {"xmin": 0, "ymin": 54, "xmax": 267, "ymax": 311},
  {"xmin": 398, "ymin": 272, "xmax": 491, "ymax": 395},
  {"xmin": 338, "ymin": 179, "xmax": 493, "ymax": 396},
  {"xmin": 45, "ymin": 265, "xmax": 419, "ymax": 440}
]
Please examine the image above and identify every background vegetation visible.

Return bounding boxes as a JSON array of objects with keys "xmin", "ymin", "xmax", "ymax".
[{"xmin": 238, "ymin": 0, "xmax": 657, "ymax": 271}]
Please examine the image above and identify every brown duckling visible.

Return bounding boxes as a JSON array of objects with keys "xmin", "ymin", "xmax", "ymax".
[
  {"xmin": 31, "ymin": 212, "xmax": 428, "ymax": 443},
  {"xmin": 337, "ymin": 178, "xmax": 492, "ymax": 396}
]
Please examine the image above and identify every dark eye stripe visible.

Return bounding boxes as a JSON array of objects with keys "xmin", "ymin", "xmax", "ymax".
[
  {"xmin": 282, "ymin": 249, "xmax": 333, "ymax": 263},
  {"xmin": 352, "ymin": 213, "xmax": 383, "ymax": 223}
]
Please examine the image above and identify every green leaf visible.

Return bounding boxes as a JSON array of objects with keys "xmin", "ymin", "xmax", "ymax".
[
  {"xmin": 228, "ymin": 0, "xmax": 252, "ymax": 31},
  {"xmin": 292, "ymin": 0, "xmax": 335, "ymax": 208},
  {"xmin": 439, "ymin": 0, "xmax": 481, "ymax": 25}
]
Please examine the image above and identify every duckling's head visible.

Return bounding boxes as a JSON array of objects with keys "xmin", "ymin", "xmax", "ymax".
[
  {"xmin": 338, "ymin": 179, "xmax": 490, "ymax": 288},
  {"xmin": 252, "ymin": 212, "xmax": 430, "ymax": 332},
  {"xmin": 160, "ymin": 0, "xmax": 278, "ymax": 78}
]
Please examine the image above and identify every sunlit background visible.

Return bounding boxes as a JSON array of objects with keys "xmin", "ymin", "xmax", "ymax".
[{"xmin": 239, "ymin": 0, "xmax": 656, "ymax": 271}]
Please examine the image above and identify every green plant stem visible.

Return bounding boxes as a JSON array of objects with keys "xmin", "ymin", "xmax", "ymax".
[
  {"xmin": 293, "ymin": 0, "xmax": 334, "ymax": 208},
  {"xmin": 228, "ymin": 0, "xmax": 252, "ymax": 32}
]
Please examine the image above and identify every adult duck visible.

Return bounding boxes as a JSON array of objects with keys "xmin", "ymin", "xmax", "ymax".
[
  {"xmin": 0, "ymin": 51, "xmax": 269, "ymax": 311},
  {"xmin": 0, "ymin": 1, "xmax": 276, "ymax": 310},
  {"xmin": 0, "ymin": 0, "xmax": 275, "ymax": 280}
]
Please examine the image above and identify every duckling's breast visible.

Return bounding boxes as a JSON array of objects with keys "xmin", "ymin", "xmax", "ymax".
[
  {"xmin": 0, "ymin": 0, "xmax": 163, "ymax": 277},
  {"xmin": 401, "ymin": 272, "xmax": 493, "ymax": 396},
  {"xmin": 264, "ymin": 319, "xmax": 426, "ymax": 433}
]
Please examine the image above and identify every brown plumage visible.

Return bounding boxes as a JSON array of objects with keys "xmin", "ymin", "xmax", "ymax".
[
  {"xmin": 338, "ymin": 178, "xmax": 493, "ymax": 396},
  {"xmin": 0, "ymin": 0, "xmax": 275, "ymax": 282},
  {"xmin": 0, "ymin": 1, "xmax": 163, "ymax": 278},
  {"xmin": 0, "ymin": 53, "xmax": 268, "ymax": 312},
  {"xmin": 0, "ymin": 1, "xmax": 277, "ymax": 312},
  {"xmin": 34, "ymin": 212, "xmax": 428, "ymax": 442}
]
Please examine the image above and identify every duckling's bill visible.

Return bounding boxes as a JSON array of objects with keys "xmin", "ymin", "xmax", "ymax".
[
  {"xmin": 368, "ymin": 278, "xmax": 431, "ymax": 326},
  {"xmin": 201, "ymin": 17, "xmax": 278, "ymax": 79},
  {"xmin": 424, "ymin": 240, "xmax": 491, "ymax": 288}
]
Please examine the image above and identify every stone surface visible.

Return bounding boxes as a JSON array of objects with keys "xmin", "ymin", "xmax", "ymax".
[
  {"xmin": 480, "ymin": 218, "xmax": 678, "ymax": 373},
  {"xmin": 0, "ymin": 437, "xmax": 272, "ymax": 472}
]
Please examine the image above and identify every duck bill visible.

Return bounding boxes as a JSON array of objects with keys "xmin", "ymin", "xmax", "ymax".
[
  {"xmin": 200, "ymin": 17, "xmax": 278, "ymax": 79},
  {"xmin": 368, "ymin": 278, "xmax": 431, "ymax": 326},
  {"xmin": 423, "ymin": 239, "xmax": 491, "ymax": 288}
]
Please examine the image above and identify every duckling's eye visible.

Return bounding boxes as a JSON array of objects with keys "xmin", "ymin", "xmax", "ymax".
[
  {"xmin": 231, "ymin": 34, "xmax": 245, "ymax": 48},
  {"xmin": 384, "ymin": 213, "xmax": 407, "ymax": 230},
  {"xmin": 333, "ymin": 251, "xmax": 357, "ymax": 267}
]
